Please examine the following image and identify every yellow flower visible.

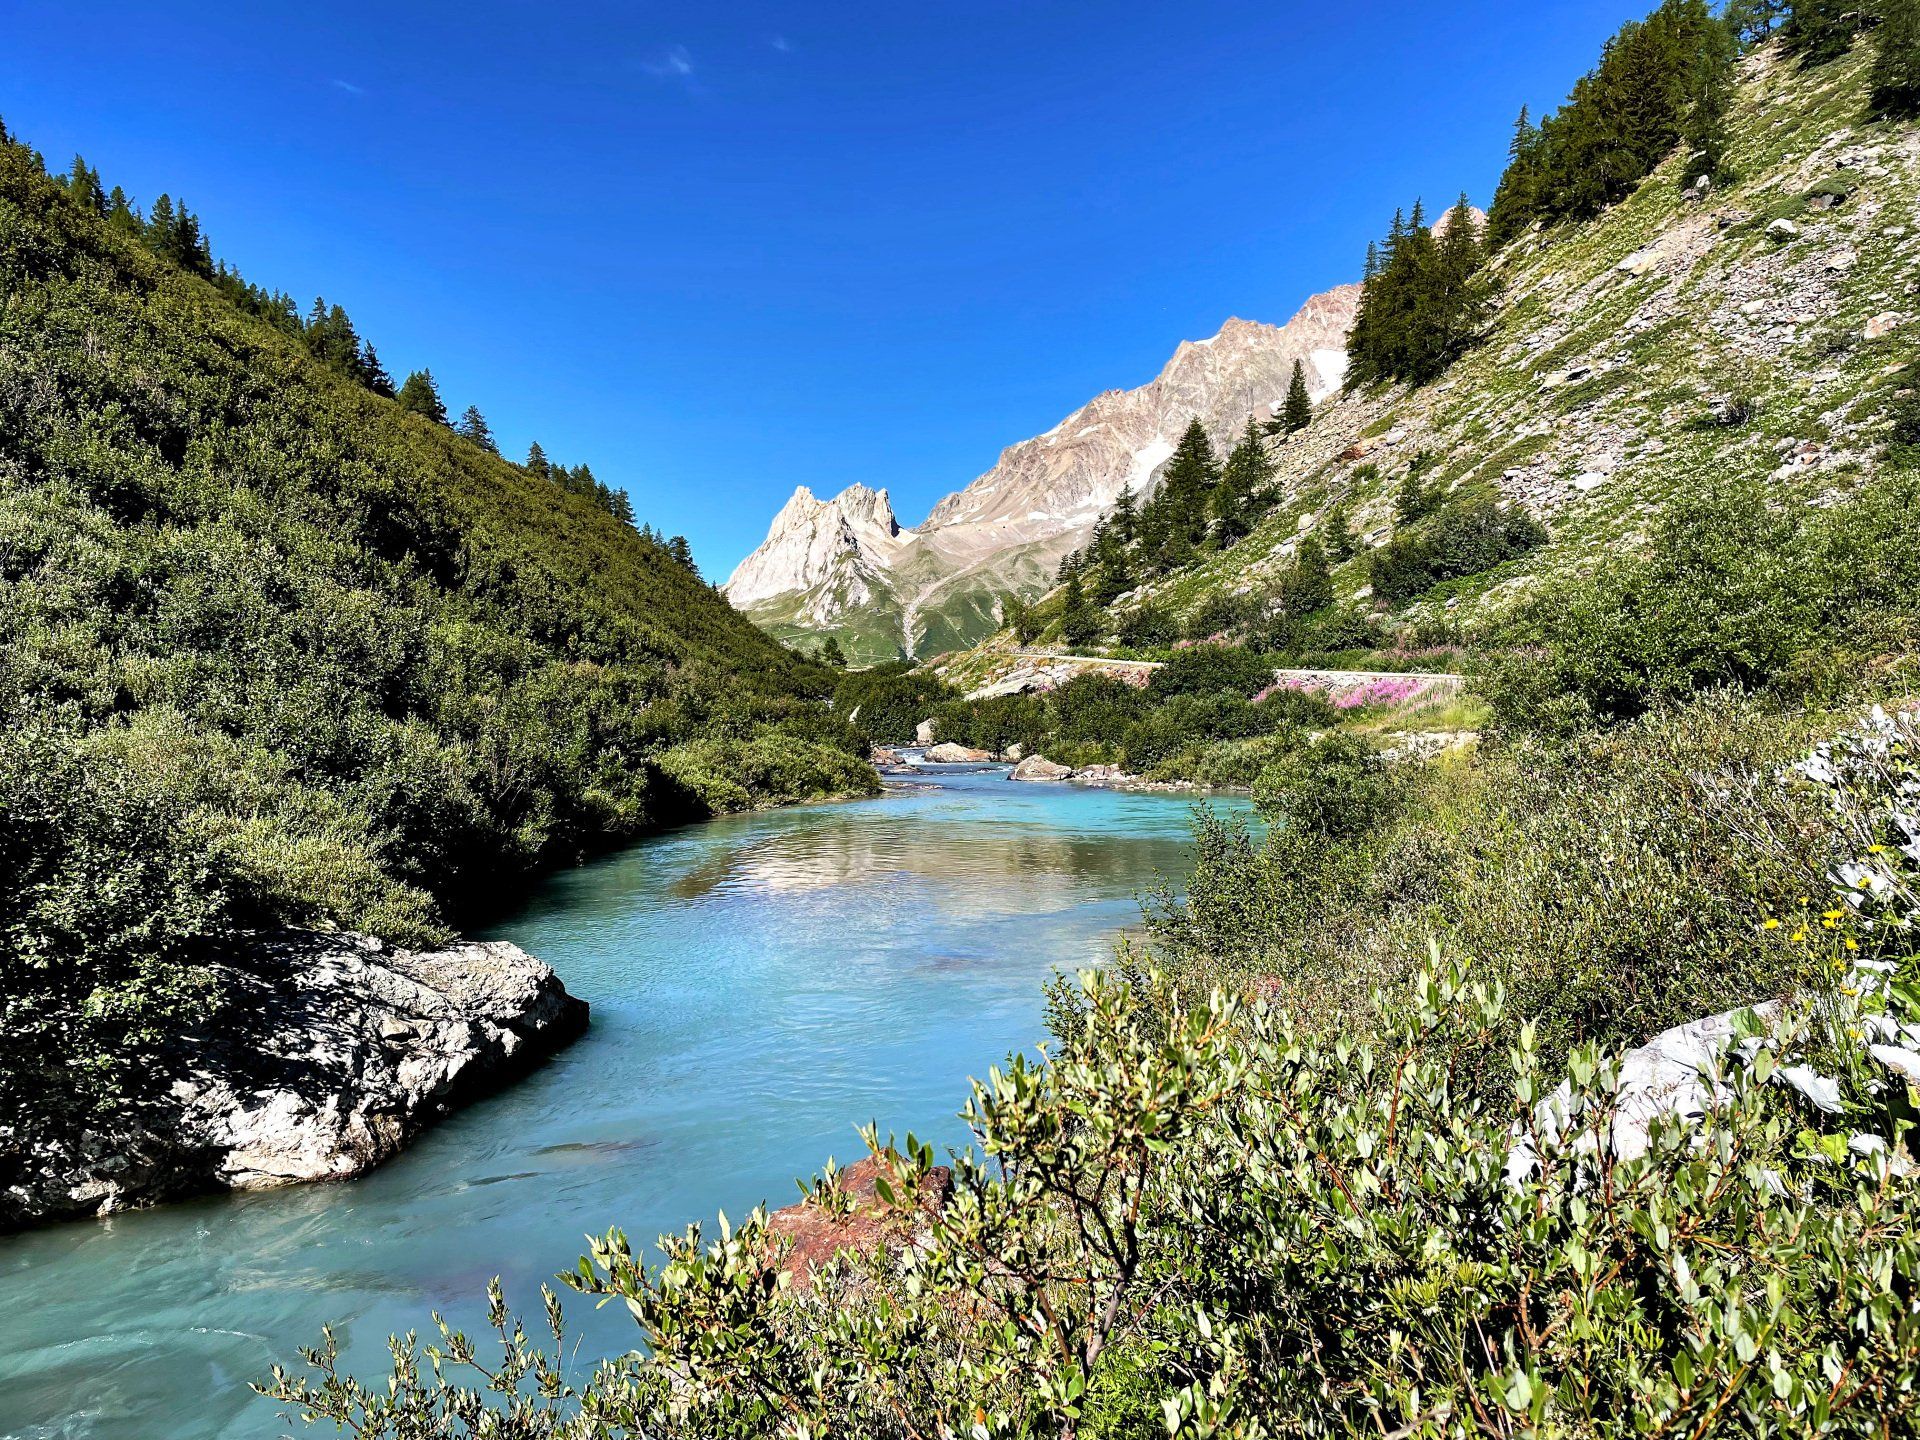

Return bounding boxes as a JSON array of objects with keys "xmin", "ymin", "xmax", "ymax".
[{"xmin": 1762, "ymin": 918, "xmax": 1781, "ymax": 930}]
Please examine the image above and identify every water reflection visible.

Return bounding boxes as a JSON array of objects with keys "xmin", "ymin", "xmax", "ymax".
[{"xmin": 0, "ymin": 769, "xmax": 1245, "ymax": 1440}]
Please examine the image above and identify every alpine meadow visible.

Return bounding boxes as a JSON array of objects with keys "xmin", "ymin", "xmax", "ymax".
[{"xmin": 5, "ymin": 4, "xmax": 1920, "ymax": 1439}]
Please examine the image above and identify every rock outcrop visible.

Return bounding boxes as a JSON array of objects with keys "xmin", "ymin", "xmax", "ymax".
[
  {"xmin": 1, "ymin": 932, "xmax": 588, "ymax": 1230},
  {"xmin": 924, "ymin": 742, "xmax": 993, "ymax": 764},
  {"xmin": 725, "ymin": 287, "xmax": 1360, "ymax": 660},
  {"xmin": 766, "ymin": 1152, "xmax": 953, "ymax": 1295},
  {"xmin": 1010, "ymin": 754, "xmax": 1074, "ymax": 782}
]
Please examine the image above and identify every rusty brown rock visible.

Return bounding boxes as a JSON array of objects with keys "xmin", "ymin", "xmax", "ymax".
[{"xmin": 767, "ymin": 1152, "xmax": 953, "ymax": 1295}]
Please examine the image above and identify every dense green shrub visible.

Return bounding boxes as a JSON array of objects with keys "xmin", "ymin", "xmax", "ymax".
[
  {"xmin": 1147, "ymin": 644, "xmax": 1273, "ymax": 700},
  {"xmin": 0, "ymin": 129, "xmax": 858, "ymax": 1121},
  {"xmin": 1369, "ymin": 491, "xmax": 1547, "ymax": 605},
  {"xmin": 831, "ymin": 666, "xmax": 955, "ymax": 746},
  {"xmin": 1150, "ymin": 695, "xmax": 1828, "ymax": 1081},
  {"xmin": 266, "ymin": 954, "xmax": 1920, "ymax": 1439},
  {"xmin": 1489, "ymin": 473, "xmax": 1920, "ymax": 731}
]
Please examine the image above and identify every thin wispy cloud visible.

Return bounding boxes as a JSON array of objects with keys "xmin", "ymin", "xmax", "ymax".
[
  {"xmin": 641, "ymin": 44, "xmax": 696, "ymax": 82},
  {"xmin": 769, "ymin": 35, "xmax": 792, "ymax": 53},
  {"xmin": 330, "ymin": 78, "xmax": 364, "ymax": 97}
]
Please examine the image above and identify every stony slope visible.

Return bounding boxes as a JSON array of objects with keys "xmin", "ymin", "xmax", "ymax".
[
  {"xmin": 996, "ymin": 42, "xmax": 1920, "ymax": 650},
  {"xmin": 726, "ymin": 288, "xmax": 1358, "ymax": 662}
]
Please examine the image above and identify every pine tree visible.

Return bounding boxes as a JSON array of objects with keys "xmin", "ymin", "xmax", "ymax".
[
  {"xmin": 1108, "ymin": 483, "xmax": 1138, "ymax": 549},
  {"xmin": 525, "ymin": 441, "xmax": 551, "ymax": 478},
  {"xmin": 1486, "ymin": 107, "xmax": 1542, "ymax": 249},
  {"xmin": 359, "ymin": 343, "xmax": 395, "ymax": 397},
  {"xmin": 105, "ymin": 185, "xmax": 139, "ymax": 235},
  {"xmin": 1277, "ymin": 535, "xmax": 1334, "ymax": 616},
  {"xmin": 1214, "ymin": 419, "xmax": 1272, "ymax": 544},
  {"xmin": 1681, "ymin": 22, "xmax": 1737, "ymax": 189},
  {"xmin": 1783, "ymin": 0, "xmax": 1862, "ymax": 68},
  {"xmin": 817, "ymin": 636, "xmax": 847, "ymax": 667},
  {"xmin": 1323, "ymin": 502, "xmax": 1360, "ymax": 563},
  {"xmin": 1060, "ymin": 572, "xmax": 1100, "ymax": 645},
  {"xmin": 396, "ymin": 370, "xmax": 448, "ymax": 424},
  {"xmin": 457, "ymin": 405, "xmax": 498, "ymax": 453},
  {"xmin": 63, "ymin": 155, "xmax": 106, "ymax": 215},
  {"xmin": 1724, "ymin": 0, "xmax": 1785, "ymax": 47},
  {"xmin": 1282, "ymin": 359, "xmax": 1314, "ymax": 434},
  {"xmin": 1153, "ymin": 418, "xmax": 1219, "ymax": 556},
  {"xmin": 1872, "ymin": 0, "xmax": 1920, "ymax": 119}
]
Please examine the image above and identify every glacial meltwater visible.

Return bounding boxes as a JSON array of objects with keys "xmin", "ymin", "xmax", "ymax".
[{"xmin": 0, "ymin": 768, "xmax": 1248, "ymax": 1439}]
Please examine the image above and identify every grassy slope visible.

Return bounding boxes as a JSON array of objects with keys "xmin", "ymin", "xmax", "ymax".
[
  {"xmin": 1001, "ymin": 43, "xmax": 1919, "ymax": 647},
  {"xmin": 0, "ymin": 132, "xmax": 870, "ymax": 964}
]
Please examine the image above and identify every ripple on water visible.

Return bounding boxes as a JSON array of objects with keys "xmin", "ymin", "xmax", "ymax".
[{"xmin": 0, "ymin": 769, "xmax": 1248, "ymax": 1440}]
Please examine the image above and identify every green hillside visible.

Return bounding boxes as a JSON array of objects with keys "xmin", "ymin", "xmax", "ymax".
[
  {"xmin": 0, "ymin": 125, "xmax": 872, "ymax": 1123},
  {"xmin": 1002, "ymin": 37, "xmax": 1920, "ymax": 695}
]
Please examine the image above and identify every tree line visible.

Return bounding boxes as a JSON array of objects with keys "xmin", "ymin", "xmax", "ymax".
[{"xmin": 31, "ymin": 130, "xmax": 652, "ymax": 534}]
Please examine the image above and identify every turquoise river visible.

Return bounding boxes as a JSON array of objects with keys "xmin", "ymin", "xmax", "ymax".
[{"xmin": 0, "ymin": 766, "xmax": 1247, "ymax": 1439}]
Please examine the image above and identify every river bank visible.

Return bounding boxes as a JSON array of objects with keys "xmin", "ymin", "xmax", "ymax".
[
  {"xmin": 0, "ymin": 769, "xmax": 1245, "ymax": 1440},
  {"xmin": 2, "ymin": 934, "xmax": 587, "ymax": 1232}
]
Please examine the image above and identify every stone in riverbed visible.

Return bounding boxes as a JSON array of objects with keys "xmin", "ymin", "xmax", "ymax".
[
  {"xmin": 914, "ymin": 719, "xmax": 937, "ymax": 746},
  {"xmin": 766, "ymin": 1151, "xmax": 952, "ymax": 1296},
  {"xmin": 924, "ymin": 742, "xmax": 992, "ymax": 763},
  {"xmin": 1, "ymin": 932, "xmax": 587, "ymax": 1231},
  {"xmin": 1009, "ymin": 754, "xmax": 1074, "ymax": 782}
]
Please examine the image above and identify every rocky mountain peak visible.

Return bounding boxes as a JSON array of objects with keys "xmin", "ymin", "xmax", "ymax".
[{"xmin": 726, "ymin": 279, "xmax": 1363, "ymax": 658}]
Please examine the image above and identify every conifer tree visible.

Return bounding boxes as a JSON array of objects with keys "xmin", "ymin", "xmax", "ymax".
[
  {"xmin": 525, "ymin": 441, "xmax": 551, "ymax": 478},
  {"xmin": 1783, "ymin": 0, "xmax": 1862, "ymax": 67},
  {"xmin": 1213, "ymin": 419, "xmax": 1272, "ymax": 544},
  {"xmin": 359, "ymin": 343, "xmax": 395, "ymax": 397},
  {"xmin": 1681, "ymin": 27, "xmax": 1737, "ymax": 189},
  {"xmin": 1323, "ymin": 502, "xmax": 1360, "ymax": 563},
  {"xmin": 396, "ymin": 370, "xmax": 448, "ymax": 424},
  {"xmin": 1724, "ymin": 0, "xmax": 1785, "ymax": 47},
  {"xmin": 105, "ymin": 185, "xmax": 139, "ymax": 235},
  {"xmin": 1486, "ymin": 107, "xmax": 1542, "ymax": 249},
  {"xmin": 1871, "ymin": 0, "xmax": 1920, "ymax": 119},
  {"xmin": 63, "ymin": 155, "xmax": 106, "ymax": 215},
  {"xmin": 457, "ymin": 405, "xmax": 498, "ymax": 453},
  {"xmin": 1060, "ymin": 572, "xmax": 1100, "ymax": 645},
  {"xmin": 1282, "ymin": 359, "xmax": 1314, "ymax": 434},
  {"xmin": 1149, "ymin": 418, "xmax": 1219, "ymax": 559},
  {"xmin": 1108, "ymin": 484, "xmax": 1138, "ymax": 549},
  {"xmin": 817, "ymin": 635, "xmax": 847, "ymax": 667},
  {"xmin": 1277, "ymin": 535, "xmax": 1334, "ymax": 617}
]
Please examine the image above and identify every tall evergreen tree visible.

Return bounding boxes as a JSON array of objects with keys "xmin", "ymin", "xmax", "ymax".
[
  {"xmin": 1681, "ymin": 21, "xmax": 1738, "ymax": 189},
  {"xmin": 1486, "ymin": 107, "xmax": 1542, "ymax": 249},
  {"xmin": 1282, "ymin": 359, "xmax": 1314, "ymax": 434},
  {"xmin": 1323, "ymin": 502, "xmax": 1360, "ymax": 563},
  {"xmin": 457, "ymin": 405, "xmax": 498, "ymax": 453},
  {"xmin": 62, "ymin": 155, "xmax": 105, "ymax": 215},
  {"xmin": 1108, "ymin": 483, "xmax": 1138, "ymax": 549},
  {"xmin": 1213, "ymin": 418, "xmax": 1273, "ymax": 544},
  {"xmin": 1276, "ymin": 535, "xmax": 1334, "ymax": 617},
  {"xmin": 525, "ymin": 441, "xmax": 551, "ymax": 478},
  {"xmin": 1871, "ymin": 0, "xmax": 1920, "ymax": 119},
  {"xmin": 359, "ymin": 343, "xmax": 395, "ymax": 397},
  {"xmin": 1060, "ymin": 572, "xmax": 1100, "ymax": 645},
  {"xmin": 1152, "ymin": 418, "xmax": 1219, "ymax": 554},
  {"xmin": 1783, "ymin": 0, "xmax": 1863, "ymax": 67},
  {"xmin": 105, "ymin": 185, "xmax": 139, "ymax": 235},
  {"xmin": 396, "ymin": 370, "xmax": 448, "ymax": 424},
  {"xmin": 1724, "ymin": 0, "xmax": 1786, "ymax": 47}
]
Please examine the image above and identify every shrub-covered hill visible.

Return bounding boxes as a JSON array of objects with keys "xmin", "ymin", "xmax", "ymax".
[
  {"xmin": 0, "ymin": 127, "xmax": 873, "ymax": 1120},
  {"xmin": 1001, "ymin": 37, "xmax": 1920, "ymax": 689}
]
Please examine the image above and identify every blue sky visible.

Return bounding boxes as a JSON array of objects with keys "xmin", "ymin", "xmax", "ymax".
[{"xmin": 3, "ymin": 1, "xmax": 1632, "ymax": 576}]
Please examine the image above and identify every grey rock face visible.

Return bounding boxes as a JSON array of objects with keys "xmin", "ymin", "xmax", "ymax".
[
  {"xmin": 1009, "ymin": 755, "xmax": 1074, "ymax": 782},
  {"xmin": 2, "ymin": 933, "xmax": 587, "ymax": 1230}
]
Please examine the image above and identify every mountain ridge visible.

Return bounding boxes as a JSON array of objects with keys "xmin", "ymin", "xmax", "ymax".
[{"xmin": 725, "ymin": 284, "xmax": 1360, "ymax": 661}]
